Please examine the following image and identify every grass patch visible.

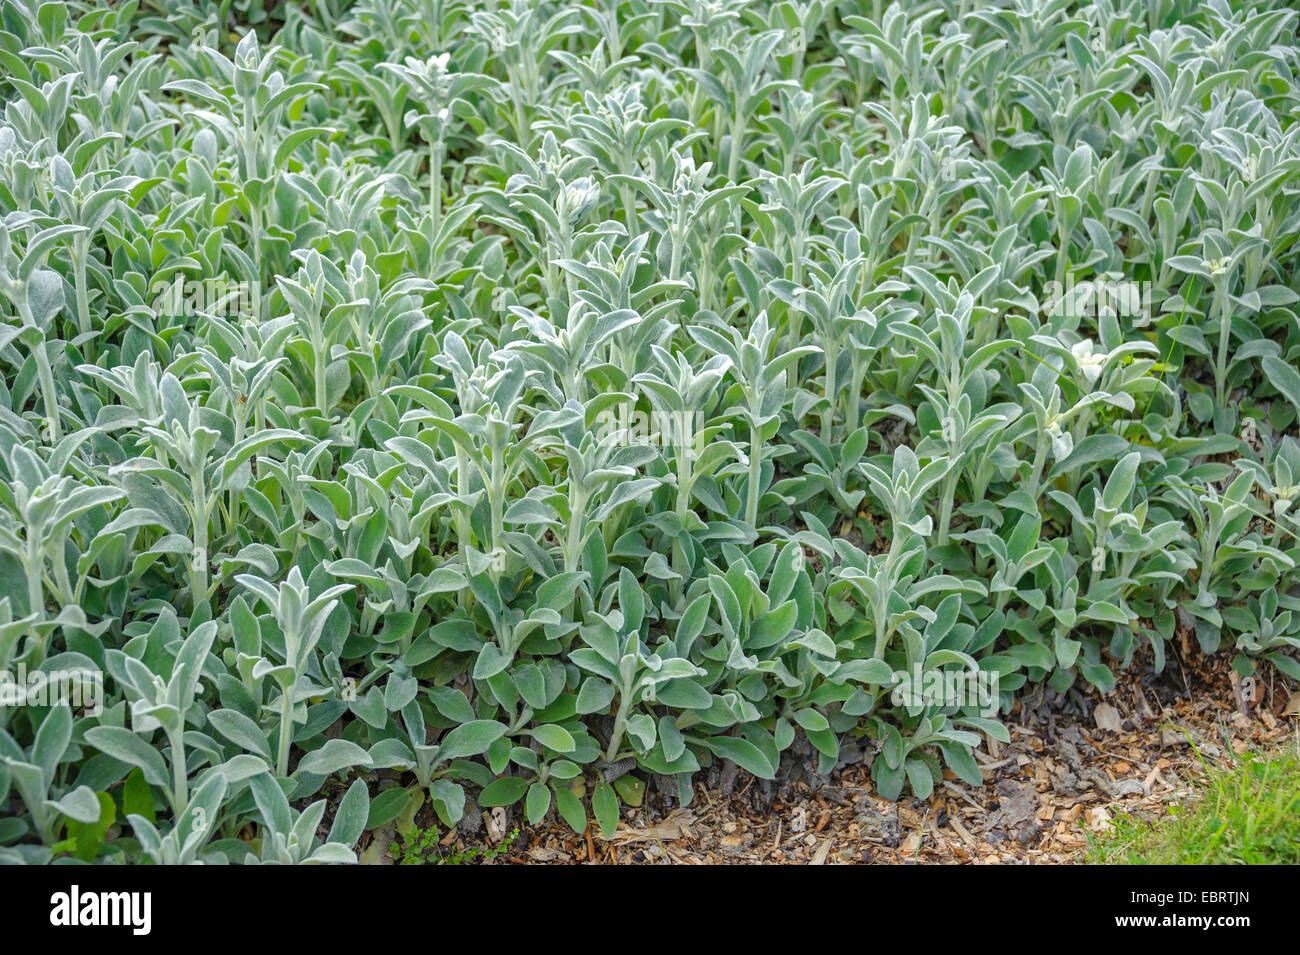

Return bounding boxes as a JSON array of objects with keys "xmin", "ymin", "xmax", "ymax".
[{"xmin": 1088, "ymin": 739, "xmax": 1300, "ymax": 865}]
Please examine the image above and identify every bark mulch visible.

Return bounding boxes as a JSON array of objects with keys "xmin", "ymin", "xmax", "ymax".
[{"xmin": 375, "ymin": 647, "xmax": 1299, "ymax": 865}]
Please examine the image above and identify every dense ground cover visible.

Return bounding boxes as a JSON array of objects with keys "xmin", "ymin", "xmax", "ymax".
[{"xmin": 0, "ymin": 0, "xmax": 1298, "ymax": 864}]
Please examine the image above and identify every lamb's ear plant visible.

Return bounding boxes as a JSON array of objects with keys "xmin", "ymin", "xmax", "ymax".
[
  {"xmin": 277, "ymin": 250, "xmax": 357, "ymax": 418},
  {"xmin": 615, "ymin": 149, "xmax": 748, "ymax": 292},
  {"xmin": 390, "ymin": 344, "xmax": 583, "ymax": 585},
  {"xmin": 552, "ymin": 426, "xmax": 661, "ymax": 578},
  {"xmin": 233, "ymin": 567, "xmax": 355, "ymax": 778},
  {"xmin": 378, "ymin": 54, "xmax": 497, "ymax": 244},
  {"xmin": 1167, "ymin": 228, "xmax": 1270, "ymax": 418},
  {"xmin": 45, "ymin": 153, "xmax": 140, "ymax": 337},
  {"xmin": 4, "ymin": 0, "xmax": 1300, "ymax": 861},
  {"xmin": 631, "ymin": 344, "xmax": 739, "ymax": 588},
  {"xmin": 502, "ymin": 300, "xmax": 639, "ymax": 404},
  {"xmin": 109, "ymin": 373, "xmax": 303, "ymax": 612},
  {"xmin": 365, "ymin": 690, "xmax": 505, "ymax": 827},
  {"xmin": 0, "ymin": 220, "xmax": 86, "ymax": 442},
  {"xmin": 0, "ymin": 705, "xmax": 104, "ymax": 851},
  {"xmin": 86, "ymin": 611, "xmax": 219, "ymax": 815},
  {"xmin": 162, "ymin": 29, "xmax": 330, "ymax": 284},
  {"xmin": 835, "ymin": 445, "xmax": 956, "ymax": 659},
  {"xmin": 1245, "ymin": 436, "xmax": 1300, "ymax": 549},
  {"xmin": 1157, "ymin": 467, "xmax": 1296, "ymax": 652},
  {"xmin": 766, "ymin": 243, "xmax": 874, "ymax": 442},
  {"xmin": 246, "ymin": 770, "xmax": 364, "ymax": 864},
  {"xmin": 557, "ymin": 232, "xmax": 683, "ymax": 377},
  {"xmin": 124, "ymin": 768, "xmax": 229, "ymax": 865},
  {"xmin": 688, "ymin": 310, "xmax": 818, "ymax": 529},
  {"xmin": 0, "ymin": 440, "xmax": 122, "ymax": 663},
  {"xmin": 571, "ymin": 568, "xmax": 708, "ymax": 766},
  {"xmin": 1225, "ymin": 586, "xmax": 1300, "ymax": 681}
]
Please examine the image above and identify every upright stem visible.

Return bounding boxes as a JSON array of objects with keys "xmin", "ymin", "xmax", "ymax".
[
  {"xmin": 1054, "ymin": 217, "xmax": 1070, "ymax": 288},
  {"xmin": 820, "ymin": 338, "xmax": 838, "ymax": 441},
  {"xmin": 169, "ymin": 728, "xmax": 189, "ymax": 814},
  {"xmin": 872, "ymin": 531, "xmax": 905, "ymax": 659},
  {"xmin": 250, "ymin": 202, "xmax": 262, "ymax": 288},
  {"xmin": 745, "ymin": 417, "xmax": 763, "ymax": 528},
  {"xmin": 225, "ymin": 414, "xmax": 247, "ymax": 528},
  {"xmin": 25, "ymin": 542, "xmax": 46, "ymax": 665},
  {"xmin": 1213, "ymin": 279, "xmax": 1232, "ymax": 407},
  {"xmin": 74, "ymin": 238, "xmax": 91, "ymax": 336},
  {"xmin": 33, "ymin": 344, "xmax": 60, "ymax": 442},
  {"xmin": 675, "ymin": 436, "xmax": 692, "ymax": 517},
  {"xmin": 1027, "ymin": 433, "xmax": 1050, "ymax": 501},
  {"xmin": 315, "ymin": 347, "xmax": 328, "ymax": 415},
  {"xmin": 564, "ymin": 489, "xmax": 587, "ymax": 575},
  {"xmin": 728, "ymin": 109, "xmax": 743, "ymax": 185},
  {"xmin": 603, "ymin": 690, "xmax": 632, "ymax": 762},
  {"xmin": 784, "ymin": 239, "xmax": 806, "ymax": 384},
  {"xmin": 490, "ymin": 451, "xmax": 505, "ymax": 554},
  {"xmin": 936, "ymin": 470, "xmax": 958, "ymax": 546},
  {"xmin": 846, "ymin": 355, "xmax": 864, "ymax": 436},
  {"xmin": 671, "ymin": 440, "xmax": 693, "ymax": 598},
  {"xmin": 190, "ymin": 473, "xmax": 209, "ymax": 613},
  {"xmin": 276, "ymin": 679, "xmax": 295, "ymax": 777},
  {"xmin": 21, "ymin": 298, "xmax": 61, "ymax": 442},
  {"xmin": 26, "ymin": 544, "xmax": 44, "ymax": 622},
  {"xmin": 454, "ymin": 447, "xmax": 473, "ymax": 609},
  {"xmin": 621, "ymin": 183, "xmax": 637, "ymax": 239},
  {"xmin": 429, "ymin": 136, "xmax": 443, "ymax": 242}
]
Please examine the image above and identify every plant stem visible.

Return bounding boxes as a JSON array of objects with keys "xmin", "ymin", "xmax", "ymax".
[
  {"xmin": 1213, "ymin": 279, "xmax": 1232, "ymax": 407},
  {"xmin": 190, "ymin": 473, "xmax": 209, "ymax": 613},
  {"xmin": 936, "ymin": 470, "xmax": 959, "ymax": 546},
  {"xmin": 746, "ymin": 417, "xmax": 763, "ymax": 528},
  {"xmin": 315, "ymin": 348, "xmax": 328, "ymax": 415},
  {"xmin": 621, "ymin": 183, "xmax": 637, "ymax": 238},
  {"xmin": 22, "ymin": 299, "xmax": 61, "ymax": 441},
  {"xmin": 73, "ymin": 237, "xmax": 91, "ymax": 336},
  {"xmin": 170, "ymin": 728, "xmax": 189, "ymax": 814},
  {"xmin": 277, "ymin": 680, "xmax": 296, "ymax": 777},
  {"xmin": 820, "ymin": 338, "xmax": 838, "ymax": 441},
  {"xmin": 26, "ymin": 543, "xmax": 44, "ymax": 623},
  {"xmin": 1055, "ymin": 218, "xmax": 1070, "ymax": 288},
  {"xmin": 429, "ymin": 136, "xmax": 443, "ymax": 241},
  {"xmin": 564, "ymin": 489, "xmax": 587, "ymax": 575},
  {"xmin": 728, "ymin": 109, "xmax": 743, "ymax": 185},
  {"xmin": 604, "ymin": 692, "xmax": 632, "ymax": 762}
]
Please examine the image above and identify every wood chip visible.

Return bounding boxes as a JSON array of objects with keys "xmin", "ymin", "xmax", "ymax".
[
  {"xmin": 608, "ymin": 812, "xmax": 694, "ymax": 844},
  {"xmin": 808, "ymin": 838, "xmax": 832, "ymax": 865},
  {"xmin": 948, "ymin": 814, "xmax": 976, "ymax": 846},
  {"xmin": 1093, "ymin": 701, "xmax": 1124, "ymax": 733}
]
